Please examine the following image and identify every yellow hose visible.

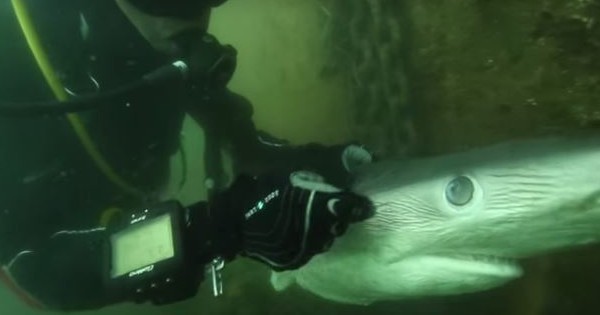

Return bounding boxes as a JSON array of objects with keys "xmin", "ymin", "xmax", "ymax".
[{"xmin": 11, "ymin": 0, "xmax": 144, "ymax": 197}]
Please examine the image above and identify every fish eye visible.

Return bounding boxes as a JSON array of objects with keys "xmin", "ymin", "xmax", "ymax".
[{"xmin": 445, "ymin": 176, "xmax": 474, "ymax": 206}]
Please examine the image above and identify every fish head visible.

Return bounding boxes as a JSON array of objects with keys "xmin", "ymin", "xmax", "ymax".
[{"xmin": 271, "ymin": 136, "xmax": 600, "ymax": 304}]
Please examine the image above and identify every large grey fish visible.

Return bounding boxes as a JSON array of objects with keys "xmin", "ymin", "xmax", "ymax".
[{"xmin": 271, "ymin": 134, "xmax": 600, "ymax": 305}]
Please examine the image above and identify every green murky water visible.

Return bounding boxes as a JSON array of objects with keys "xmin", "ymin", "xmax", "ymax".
[{"xmin": 1, "ymin": 0, "xmax": 599, "ymax": 314}]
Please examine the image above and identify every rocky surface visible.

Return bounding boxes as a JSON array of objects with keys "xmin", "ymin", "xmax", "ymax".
[{"xmin": 407, "ymin": 0, "xmax": 600, "ymax": 155}]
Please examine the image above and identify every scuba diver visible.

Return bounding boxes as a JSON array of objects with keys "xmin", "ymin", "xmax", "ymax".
[{"xmin": 0, "ymin": 0, "xmax": 375, "ymax": 311}]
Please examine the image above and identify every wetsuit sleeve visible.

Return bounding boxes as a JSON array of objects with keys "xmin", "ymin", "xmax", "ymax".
[
  {"xmin": 0, "ymin": 201, "xmax": 221, "ymax": 311},
  {"xmin": 125, "ymin": 0, "xmax": 227, "ymax": 18},
  {"xmin": 0, "ymin": 229, "xmax": 120, "ymax": 311},
  {"xmin": 188, "ymin": 89, "xmax": 356, "ymax": 189}
]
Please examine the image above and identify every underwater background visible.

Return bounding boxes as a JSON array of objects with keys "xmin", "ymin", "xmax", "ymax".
[{"xmin": 1, "ymin": 0, "xmax": 600, "ymax": 314}]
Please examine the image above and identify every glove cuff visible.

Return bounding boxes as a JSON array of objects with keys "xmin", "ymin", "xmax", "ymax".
[{"xmin": 186, "ymin": 199, "xmax": 242, "ymax": 265}]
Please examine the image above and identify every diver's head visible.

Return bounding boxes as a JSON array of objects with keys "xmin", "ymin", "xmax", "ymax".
[{"xmin": 0, "ymin": 0, "xmax": 236, "ymax": 116}]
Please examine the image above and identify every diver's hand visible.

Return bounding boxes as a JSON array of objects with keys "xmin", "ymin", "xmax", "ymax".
[
  {"xmin": 211, "ymin": 170, "xmax": 375, "ymax": 271},
  {"xmin": 281, "ymin": 143, "xmax": 375, "ymax": 189}
]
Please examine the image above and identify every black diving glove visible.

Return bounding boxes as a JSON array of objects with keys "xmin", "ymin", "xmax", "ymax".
[{"xmin": 209, "ymin": 170, "xmax": 375, "ymax": 271}]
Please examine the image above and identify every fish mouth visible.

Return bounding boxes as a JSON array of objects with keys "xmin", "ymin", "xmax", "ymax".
[{"xmin": 432, "ymin": 254, "xmax": 523, "ymax": 279}]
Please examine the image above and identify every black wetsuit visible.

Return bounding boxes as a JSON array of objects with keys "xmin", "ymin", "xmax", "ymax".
[{"xmin": 0, "ymin": 0, "xmax": 351, "ymax": 311}]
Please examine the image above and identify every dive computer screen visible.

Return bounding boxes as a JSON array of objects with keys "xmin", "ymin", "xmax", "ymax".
[{"xmin": 110, "ymin": 213, "xmax": 175, "ymax": 278}]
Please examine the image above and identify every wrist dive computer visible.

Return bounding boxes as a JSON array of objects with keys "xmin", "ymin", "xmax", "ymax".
[{"xmin": 103, "ymin": 201, "xmax": 226, "ymax": 305}]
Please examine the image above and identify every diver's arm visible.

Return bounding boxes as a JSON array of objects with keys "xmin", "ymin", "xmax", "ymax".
[
  {"xmin": 1, "ymin": 229, "xmax": 119, "ymax": 311},
  {"xmin": 0, "ymin": 203, "xmax": 214, "ymax": 311},
  {"xmin": 186, "ymin": 89, "xmax": 373, "ymax": 188},
  {"xmin": 1, "ymin": 175, "xmax": 373, "ymax": 311}
]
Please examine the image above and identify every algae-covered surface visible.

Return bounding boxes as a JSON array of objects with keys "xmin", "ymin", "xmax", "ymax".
[{"xmin": 409, "ymin": 0, "xmax": 600, "ymax": 154}]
